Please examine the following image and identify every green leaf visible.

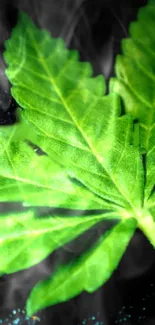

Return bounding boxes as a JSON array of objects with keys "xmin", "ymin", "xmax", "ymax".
[
  {"xmin": 0, "ymin": 210, "xmax": 114, "ymax": 274},
  {"xmin": 138, "ymin": 212, "xmax": 155, "ymax": 247},
  {"xmin": 0, "ymin": 123, "xmax": 105, "ymax": 210},
  {"xmin": 110, "ymin": 1, "xmax": 155, "ymax": 203},
  {"xmin": 26, "ymin": 218, "xmax": 137, "ymax": 316},
  {"xmin": 4, "ymin": 12, "xmax": 144, "ymax": 214},
  {"xmin": 4, "ymin": 7, "xmax": 155, "ymax": 315}
]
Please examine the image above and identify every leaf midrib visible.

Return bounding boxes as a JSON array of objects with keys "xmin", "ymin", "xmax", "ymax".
[
  {"xmin": 25, "ymin": 26, "xmax": 136, "ymax": 212},
  {"xmin": 0, "ymin": 213, "xmax": 115, "ymax": 242}
]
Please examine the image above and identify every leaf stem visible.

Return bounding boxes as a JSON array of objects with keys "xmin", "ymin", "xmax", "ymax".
[{"xmin": 137, "ymin": 211, "xmax": 155, "ymax": 247}]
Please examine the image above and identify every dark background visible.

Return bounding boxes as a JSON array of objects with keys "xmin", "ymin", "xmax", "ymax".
[{"xmin": 0, "ymin": 0, "xmax": 155, "ymax": 325}]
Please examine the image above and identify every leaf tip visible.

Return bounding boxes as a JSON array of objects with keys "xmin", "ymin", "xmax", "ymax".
[{"xmin": 26, "ymin": 297, "xmax": 35, "ymax": 318}]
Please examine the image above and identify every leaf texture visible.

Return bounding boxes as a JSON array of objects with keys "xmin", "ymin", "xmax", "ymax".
[
  {"xmin": 4, "ymin": 12, "xmax": 144, "ymax": 214},
  {"xmin": 4, "ymin": 7, "xmax": 155, "ymax": 316},
  {"xmin": 110, "ymin": 1, "xmax": 155, "ymax": 204},
  {"xmin": 0, "ymin": 124, "xmax": 104, "ymax": 210},
  {"xmin": 0, "ymin": 210, "xmax": 115, "ymax": 274}
]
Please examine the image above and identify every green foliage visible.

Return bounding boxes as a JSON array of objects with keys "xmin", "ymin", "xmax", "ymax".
[
  {"xmin": 110, "ymin": 2, "xmax": 155, "ymax": 202},
  {"xmin": 1, "ymin": 0, "xmax": 155, "ymax": 316},
  {"xmin": 0, "ymin": 210, "xmax": 114, "ymax": 274},
  {"xmin": 0, "ymin": 122, "xmax": 104, "ymax": 209},
  {"xmin": 110, "ymin": 0, "xmax": 155, "ymax": 238},
  {"xmin": 4, "ymin": 13, "xmax": 144, "ymax": 212},
  {"xmin": 26, "ymin": 218, "xmax": 136, "ymax": 316}
]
